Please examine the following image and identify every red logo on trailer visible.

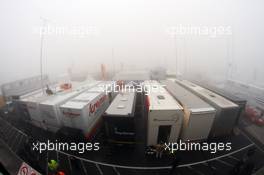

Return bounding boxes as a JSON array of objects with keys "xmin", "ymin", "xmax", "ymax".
[
  {"xmin": 18, "ymin": 162, "xmax": 41, "ymax": 175},
  {"xmin": 89, "ymin": 95, "xmax": 107, "ymax": 114},
  {"xmin": 20, "ymin": 166, "xmax": 28, "ymax": 175},
  {"xmin": 62, "ymin": 111, "xmax": 81, "ymax": 117}
]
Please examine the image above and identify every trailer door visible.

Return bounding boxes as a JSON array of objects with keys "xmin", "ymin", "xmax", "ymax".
[{"xmin": 157, "ymin": 125, "xmax": 171, "ymax": 143}]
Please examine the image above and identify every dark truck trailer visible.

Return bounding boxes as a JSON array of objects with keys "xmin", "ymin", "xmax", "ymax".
[
  {"xmin": 103, "ymin": 91, "xmax": 137, "ymax": 144},
  {"xmin": 191, "ymin": 80, "xmax": 247, "ymax": 124}
]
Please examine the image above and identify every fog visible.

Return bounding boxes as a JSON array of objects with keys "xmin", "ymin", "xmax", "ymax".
[{"xmin": 0, "ymin": 0, "xmax": 263, "ymax": 87}]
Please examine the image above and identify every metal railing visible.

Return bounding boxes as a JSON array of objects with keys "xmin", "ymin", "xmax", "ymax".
[{"xmin": 0, "ymin": 116, "xmax": 260, "ymax": 175}]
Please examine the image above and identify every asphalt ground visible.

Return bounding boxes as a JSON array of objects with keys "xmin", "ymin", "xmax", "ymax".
[{"xmin": 0, "ymin": 92, "xmax": 263, "ymax": 175}]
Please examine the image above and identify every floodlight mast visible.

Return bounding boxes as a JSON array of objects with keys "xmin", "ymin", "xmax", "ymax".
[
  {"xmin": 40, "ymin": 17, "xmax": 48, "ymax": 94},
  {"xmin": 174, "ymin": 35, "xmax": 178, "ymax": 77},
  {"xmin": 112, "ymin": 48, "xmax": 116, "ymax": 76}
]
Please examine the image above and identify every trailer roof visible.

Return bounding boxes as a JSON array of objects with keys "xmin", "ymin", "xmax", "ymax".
[
  {"xmin": 161, "ymin": 80, "xmax": 215, "ymax": 113},
  {"xmin": 144, "ymin": 81, "xmax": 183, "ymax": 110},
  {"xmin": 104, "ymin": 91, "xmax": 136, "ymax": 116},
  {"xmin": 39, "ymin": 81, "xmax": 101, "ymax": 106},
  {"xmin": 19, "ymin": 89, "xmax": 43, "ymax": 100},
  {"xmin": 60, "ymin": 92, "xmax": 102, "ymax": 109},
  {"xmin": 192, "ymin": 81, "xmax": 247, "ymax": 103},
  {"xmin": 20, "ymin": 91, "xmax": 49, "ymax": 103},
  {"xmin": 87, "ymin": 81, "xmax": 115, "ymax": 92},
  {"xmin": 40, "ymin": 90, "xmax": 81, "ymax": 106},
  {"xmin": 73, "ymin": 81, "xmax": 101, "ymax": 91},
  {"xmin": 18, "ymin": 83, "xmax": 61, "ymax": 101},
  {"xmin": 175, "ymin": 79, "xmax": 238, "ymax": 108}
]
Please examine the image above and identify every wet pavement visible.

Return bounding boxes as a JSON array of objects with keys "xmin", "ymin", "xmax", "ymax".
[
  {"xmin": 0, "ymin": 92, "xmax": 264, "ymax": 175},
  {"xmin": 0, "ymin": 139, "xmax": 22, "ymax": 175}
]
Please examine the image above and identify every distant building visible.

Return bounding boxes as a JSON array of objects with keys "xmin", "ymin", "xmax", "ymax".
[
  {"xmin": 113, "ymin": 70, "xmax": 150, "ymax": 82},
  {"xmin": 150, "ymin": 67, "xmax": 166, "ymax": 80}
]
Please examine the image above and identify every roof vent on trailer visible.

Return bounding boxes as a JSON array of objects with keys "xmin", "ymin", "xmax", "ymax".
[
  {"xmin": 121, "ymin": 98, "xmax": 128, "ymax": 101},
  {"xmin": 157, "ymin": 95, "xmax": 165, "ymax": 100},
  {"xmin": 117, "ymin": 105, "xmax": 126, "ymax": 109},
  {"xmin": 209, "ymin": 94, "xmax": 215, "ymax": 98}
]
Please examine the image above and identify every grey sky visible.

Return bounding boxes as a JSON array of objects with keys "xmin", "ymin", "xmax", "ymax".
[{"xmin": 0, "ymin": 0, "xmax": 263, "ymax": 87}]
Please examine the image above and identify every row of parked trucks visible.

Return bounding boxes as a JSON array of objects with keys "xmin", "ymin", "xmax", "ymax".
[
  {"xmin": 103, "ymin": 79, "xmax": 244, "ymax": 146},
  {"xmin": 16, "ymin": 81, "xmax": 114, "ymax": 138},
  {"xmin": 15, "ymin": 78, "xmax": 246, "ymax": 146}
]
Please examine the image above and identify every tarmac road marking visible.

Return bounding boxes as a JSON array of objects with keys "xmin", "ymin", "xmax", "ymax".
[
  {"xmin": 8, "ymin": 129, "xmax": 16, "ymax": 141},
  {"xmin": 228, "ymin": 155, "xmax": 239, "ymax": 161},
  {"xmin": 5, "ymin": 126, "xmax": 13, "ymax": 139},
  {"xmin": 95, "ymin": 163, "xmax": 104, "ymax": 175},
  {"xmin": 56, "ymin": 150, "xmax": 59, "ymax": 164},
  {"xmin": 67, "ymin": 155, "xmax": 73, "ymax": 173},
  {"xmin": 46, "ymin": 150, "xmax": 49, "ymax": 175},
  {"xmin": 10, "ymin": 131, "xmax": 19, "ymax": 150},
  {"xmin": 80, "ymin": 160, "xmax": 88, "ymax": 175},
  {"xmin": 113, "ymin": 167, "xmax": 121, "ymax": 175},
  {"xmin": 15, "ymin": 134, "xmax": 23, "ymax": 152},
  {"xmin": 211, "ymin": 166, "xmax": 216, "ymax": 170},
  {"xmin": 187, "ymin": 166, "xmax": 205, "ymax": 175},
  {"xmin": 7, "ymin": 129, "xmax": 16, "ymax": 146},
  {"xmin": 239, "ymin": 128, "xmax": 264, "ymax": 153},
  {"xmin": 202, "ymin": 162, "xmax": 216, "ymax": 170},
  {"xmin": 216, "ymin": 159, "xmax": 234, "ymax": 167}
]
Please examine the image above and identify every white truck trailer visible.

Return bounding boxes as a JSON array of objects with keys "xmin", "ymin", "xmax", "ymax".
[
  {"xmin": 161, "ymin": 80, "xmax": 216, "ymax": 141},
  {"xmin": 19, "ymin": 91, "xmax": 50, "ymax": 128},
  {"xmin": 38, "ymin": 81, "xmax": 101, "ymax": 132},
  {"xmin": 143, "ymin": 81, "xmax": 183, "ymax": 146},
  {"xmin": 103, "ymin": 91, "xmax": 137, "ymax": 144},
  {"xmin": 87, "ymin": 81, "xmax": 117, "ymax": 102},
  {"xmin": 60, "ymin": 91, "xmax": 110, "ymax": 140},
  {"xmin": 18, "ymin": 83, "xmax": 63, "ymax": 127},
  {"xmin": 175, "ymin": 79, "xmax": 239, "ymax": 137},
  {"xmin": 190, "ymin": 80, "xmax": 247, "ymax": 125},
  {"xmin": 16, "ymin": 89, "xmax": 44, "ymax": 121}
]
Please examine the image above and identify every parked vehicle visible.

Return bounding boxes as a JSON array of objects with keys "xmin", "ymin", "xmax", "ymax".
[
  {"xmin": 103, "ymin": 91, "xmax": 137, "ymax": 145},
  {"xmin": 191, "ymin": 80, "xmax": 247, "ymax": 124},
  {"xmin": 175, "ymin": 79, "xmax": 239, "ymax": 137},
  {"xmin": 143, "ymin": 81, "xmax": 184, "ymax": 146},
  {"xmin": 245, "ymin": 106, "xmax": 264, "ymax": 126},
  {"xmin": 161, "ymin": 80, "xmax": 216, "ymax": 141},
  {"xmin": 60, "ymin": 91, "xmax": 110, "ymax": 140}
]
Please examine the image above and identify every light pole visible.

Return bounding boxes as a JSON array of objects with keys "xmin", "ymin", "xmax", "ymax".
[
  {"xmin": 174, "ymin": 35, "xmax": 178, "ymax": 77},
  {"xmin": 112, "ymin": 48, "xmax": 116, "ymax": 76},
  {"xmin": 40, "ymin": 17, "xmax": 48, "ymax": 94}
]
